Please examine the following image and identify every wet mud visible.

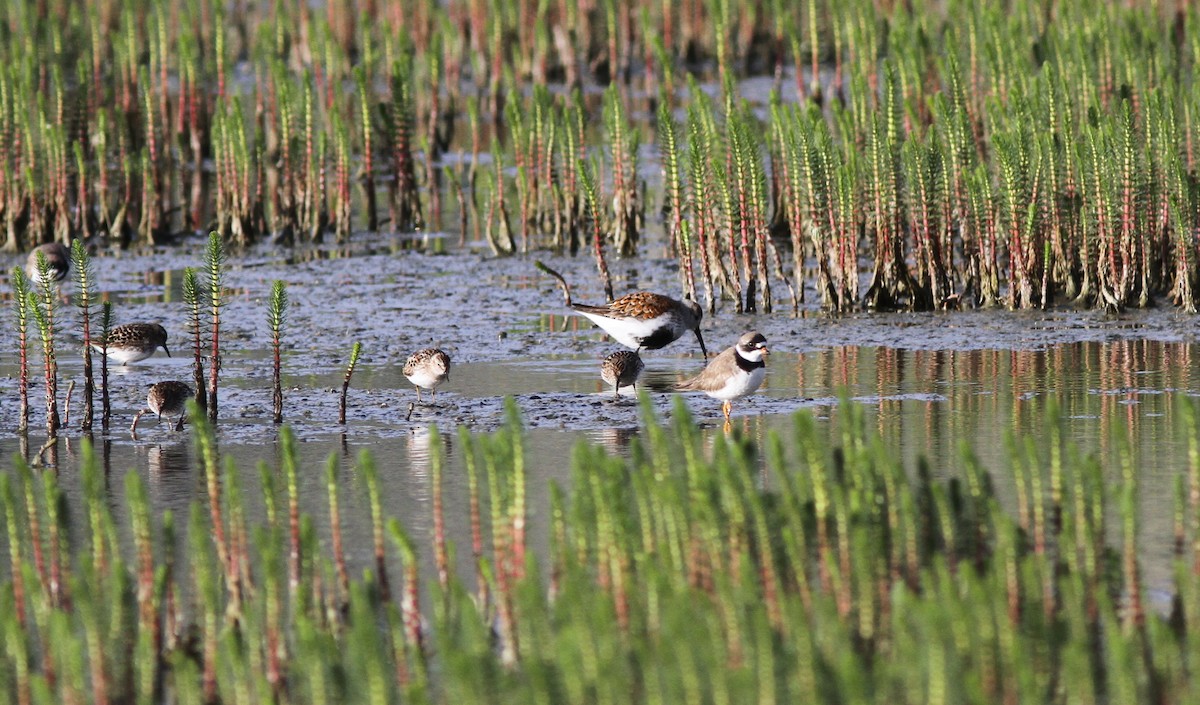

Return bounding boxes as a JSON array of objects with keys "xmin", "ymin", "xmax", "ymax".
[{"xmin": 3, "ymin": 235, "xmax": 1199, "ymax": 441}]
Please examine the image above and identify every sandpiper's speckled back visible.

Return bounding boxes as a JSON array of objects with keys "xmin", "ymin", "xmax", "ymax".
[
  {"xmin": 109, "ymin": 322, "xmax": 170, "ymax": 348},
  {"xmin": 95, "ymin": 322, "xmax": 172, "ymax": 365},
  {"xmin": 403, "ymin": 348, "xmax": 451, "ymax": 388},
  {"xmin": 601, "ymin": 350, "xmax": 644, "ymax": 391},
  {"xmin": 147, "ymin": 381, "xmax": 193, "ymax": 418}
]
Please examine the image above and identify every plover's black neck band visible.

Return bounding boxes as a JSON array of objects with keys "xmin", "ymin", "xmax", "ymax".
[{"xmin": 735, "ymin": 352, "xmax": 765, "ymax": 372}]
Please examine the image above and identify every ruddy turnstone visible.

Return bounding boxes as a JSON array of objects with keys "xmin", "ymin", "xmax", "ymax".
[
  {"xmin": 537, "ymin": 261, "xmax": 707, "ymax": 358},
  {"xmin": 403, "ymin": 348, "xmax": 451, "ymax": 402},
  {"xmin": 676, "ymin": 331, "xmax": 768, "ymax": 421},
  {"xmin": 600, "ymin": 350, "xmax": 644, "ymax": 398},
  {"xmin": 25, "ymin": 242, "xmax": 71, "ymax": 286},
  {"xmin": 131, "ymin": 381, "xmax": 193, "ymax": 433},
  {"xmin": 93, "ymin": 323, "xmax": 172, "ymax": 365}
]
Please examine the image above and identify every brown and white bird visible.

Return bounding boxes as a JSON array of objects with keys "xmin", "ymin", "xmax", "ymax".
[
  {"xmin": 676, "ymin": 331, "xmax": 768, "ymax": 422},
  {"xmin": 131, "ymin": 381, "xmax": 193, "ymax": 434},
  {"xmin": 403, "ymin": 348, "xmax": 451, "ymax": 402},
  {"xmin": 93, "ymin": 323, "xmax": 172, "ymax": 365},
  {"xmin": 537, "ymin": 261, "xmax": 707, "ymax": 358},
  {"xmin": 600, "ymin": 350, "xmax": 644, "ymax": 398},
  {"xmin": 25, "ymin": 242, "xmax": 71, "ymax": 286}
]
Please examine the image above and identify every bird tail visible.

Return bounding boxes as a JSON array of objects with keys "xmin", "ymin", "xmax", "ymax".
[{"xmin": 535, "ymin": 260, "xmax": 573, "ymax": 307}]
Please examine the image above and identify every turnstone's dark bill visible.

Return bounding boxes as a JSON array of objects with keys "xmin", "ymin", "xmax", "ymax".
[
  {"xmin": 537, "ymin": 261, "xmax": 707, "ymax": 358},
  {"xmin": 93, "ymin": 323, "xmax": 172, "ymax": 365},
  {"xmin": 131, "ymin": 380, "xmax": 193, "ymax": 433},
  {"xmin": 600, "ymin": 350, "xmax": 644, "ymax": 398},
  {"xmin": 25, "ymin": 242, "xmax": 71, "ymax": 285},
  {"xmin": 676, "ymin": 331, "xmax": 768, "ymax": 421},
  {"xmin": 403, "ymin": 348, "xmax": 451, "ymax": 402}
]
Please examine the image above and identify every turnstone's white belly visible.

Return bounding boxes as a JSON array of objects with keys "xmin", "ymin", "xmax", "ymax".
[{"xmin": 577, "ymin": 310, "xmax": 676, "ymax": 350}]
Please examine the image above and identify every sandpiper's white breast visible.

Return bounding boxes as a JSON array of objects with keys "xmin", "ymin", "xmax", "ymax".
[
  {"xmin": 406, "ymin": 368, "xmax": 447, "ymax": 390},
  {"xmin": 91, "ymin": 344, "xmax": 158, "ymax": 365}
]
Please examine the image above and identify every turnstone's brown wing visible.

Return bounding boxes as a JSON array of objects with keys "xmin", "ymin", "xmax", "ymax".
[{"xmin": 574, "ymin": 292, "xmax": 677, "ymax": 320}]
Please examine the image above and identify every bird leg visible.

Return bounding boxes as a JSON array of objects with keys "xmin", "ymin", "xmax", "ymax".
[
  {"xmin": 721, "ymin": 400, "xmax": 732, "ymax": 421},
  {"xmin": 174, "ymin": 415, "xmax": 185, "ymax": 432},
  {"xmin": 415, "ymin": 386, "xmax": 423, "ymax": 403}
]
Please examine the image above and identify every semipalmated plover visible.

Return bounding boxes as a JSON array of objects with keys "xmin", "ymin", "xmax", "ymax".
[{"xmin": 676, "ymin": 331, "xmax": 768, "ymax": 421}]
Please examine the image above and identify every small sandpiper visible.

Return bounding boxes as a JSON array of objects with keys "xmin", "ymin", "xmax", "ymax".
[
  {"xmin": 403, "ymin": 348, "xmax": 451, "ymax": 403},
  {"xmin": 600, "ymin": 350, "xmax": 644, "ymax": 398},
  {"xmin": 676, "ymin": 331, "xmax": 769, "ymax": 422},
  {"xmin": 25, "ymin": 242, "xmax": 71, "ymax": 286},
  {"xmin": 94, "ymin": 323, "xmax": 172, "ymax": 365},
  {"xmin": 131, "ymin": 381, "xmax": 193, "ymax": 433},
  {"xmin": 537, "ymin": 261, "xmax": 707, "ymax": 358}
]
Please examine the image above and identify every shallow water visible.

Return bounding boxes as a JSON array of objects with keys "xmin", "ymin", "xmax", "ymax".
[{"xmin": 2, "ymin": 241, "xmax": 1199, "ymax": 600}]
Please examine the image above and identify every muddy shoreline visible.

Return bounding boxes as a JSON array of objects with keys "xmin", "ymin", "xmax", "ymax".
[{"xmin": 3, "ymin": 237, "xmax": 1198, "ymax": 438}]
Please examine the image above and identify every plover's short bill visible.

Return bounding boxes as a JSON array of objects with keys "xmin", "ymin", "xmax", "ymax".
[
  {"xmin": 131, "ymin": 380, "xmax": 193, "ymax": 433},
  {"xmin": 600, "ymin": 350, "xmax": 644, "ymax": 398},
  {"xmin": 25, "ymin": 242, "xmax": 71, "ymax": 286},
  {"xmin": 403, "ymin": 348, "xmax": 451, "ymax": 403},
  {"xmin": 676, "ymin": 331, "xmax": 768, "ymax": 421},
  {"xmin": 94, "ymin": 323, "xmax": 172, "ymax": 365},
  {"xmin": 538, "ymin": 262, "xmax": 707, "ymax": 358}
]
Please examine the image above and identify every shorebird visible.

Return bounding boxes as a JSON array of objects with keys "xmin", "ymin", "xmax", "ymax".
[
  {"xmin": 537, "ymin": 261, "xmax": 707, "ymax": 358},
  {"xmin": 600, "ymin": 350, "xmax": 644, "ymax": 398},
  {"xmin": 131, "ymin": 381, "xmax": 193, "ymax": 433},
  {"xmin": 403, "ymin": 348, "xmax": 451, "ymax": 403},
  {"xmin": 25, "ymin": 242, "xmax": 71, "ymax": 286},
  {"xmin": 93, "ymin": 323, "xmax": 172, "ymax": 365},
  {"xmin": 676, "ymin": 331, "xmax": 768, "ymax": 422}
]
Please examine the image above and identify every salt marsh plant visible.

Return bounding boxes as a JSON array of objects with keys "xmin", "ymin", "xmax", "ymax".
[
  {"xmin": 71, "ymin": 241, "xmax": 96, "ymax": 431},
  {"xmin": 267, "ymin": 280, "xmax": 288, "ymax": 424},
  {"xmin": 98, "ymin": 302, "xmax": 112, "ymax": 430},
  {"xmin": 29, "ymin": 253, "xmax": 60, "ymax": 436},
  {"xmin": 182, "ymin": 267, "xmax": 207, "ymax": 413},
  {"xmin": 2, "ymin": 397, "xmax": 1200, "ymax": 701},
  {"xmin": 11, "ymin": 267, "xmax": 30, "ymax": 432},
  {"xmin": 339, "ymin": 341, "xmax": 363, "ymax": 425},
  {"xmin": 4, "ymin": 0, "xmax": 1200, "ymax": 313},
  {"xmin": 204, "ymin": 233, "xmax": 225, "ymax": 421}
]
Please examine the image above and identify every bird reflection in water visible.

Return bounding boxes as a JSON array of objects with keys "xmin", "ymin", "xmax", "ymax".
[
  {"xmin": 594, "ymin": 426, "xmax": 638, "ymax": 455},
  {"xmin": 406, "ymin": 426, "xmax": 453, "ymax": 483},
  {"xmin": 146, "ymin": 442, "xmax": 195, "ymax": 511}
]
